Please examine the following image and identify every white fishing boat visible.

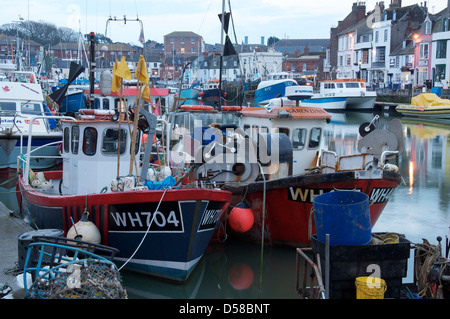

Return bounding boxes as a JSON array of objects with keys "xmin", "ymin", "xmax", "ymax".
[
  {"xmin": 300, "ymin": 79, "xmax": 376, "ymax": 110},
  {"xmin": 0, "ymin": 69, "xmax": 61, "ymax": 170}
]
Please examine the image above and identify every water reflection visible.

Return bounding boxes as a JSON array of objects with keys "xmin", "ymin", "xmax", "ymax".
[
  {"xmin": 122, "ymin": 239, "xmax": 299, "ymax": 299},
  {"xmin": 324, "ymin": 111, "xmax": 450, "ymax": 245}
]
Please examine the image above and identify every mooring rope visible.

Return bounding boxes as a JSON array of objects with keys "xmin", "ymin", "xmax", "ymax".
[{"xmin": 118, "ymin": 187, "xmax": 169, "ymax": 271}]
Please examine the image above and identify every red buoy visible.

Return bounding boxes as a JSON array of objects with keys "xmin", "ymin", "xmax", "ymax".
[
  {"xmin": 228, "ymin": 262, "xmax": 254, "ymax": 290},
  {"xmin": 228, "ymin": 201, "xmax": 254, "ymax": 233}
]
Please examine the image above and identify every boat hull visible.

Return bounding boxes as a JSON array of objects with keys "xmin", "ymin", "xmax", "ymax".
[
  {"xmin": 16, "ymin": 171, "xmax": 231, "ymax": 282},
  {"xmin": 0, "ymin": 136, "xmax": 61, "ymax": 170},
  {"xmin": 395, "ymin": 104, "xmax": 450, "ymax": 119},
  {"xmin": 255, "ymin": 80, "xmax": 297, "ymax": 104},
  {"xmin": 60, "ymin": 91, "xmax": 86, "ymax": 114},
  {"xmin": 345, "ymin": 95, "xmax": 377, "ymax": 109},
  {"xmin": 300, "ymin": 97, "xmax": 347, "ymax": 110},
  {"xmin": 224, "ymin": 170, "xmax": 401, "ymax": 247},
  {"xmin": 180, "ymin": 88, "xmax": 200, "ymax": 99}
]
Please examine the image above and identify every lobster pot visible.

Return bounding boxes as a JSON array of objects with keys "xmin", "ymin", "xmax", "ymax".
[{"xmin": 18, "ymin": 229, "xmax": 64, "ymax": 270}]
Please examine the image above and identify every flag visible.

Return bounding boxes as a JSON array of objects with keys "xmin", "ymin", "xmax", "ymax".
[
  {"xmin": 138, "ymin": 27, "xmax": 145, "ymax": 44},
  {"xmin": 141, "ymin": 85, "xmax": 150, "ymax": 103},
  {"xmin": 113, "ymin": 56, "xmax": 132, "ymax": 81},
  {"xmin": 49, "ymin": 61, "xmax": 85, "ymax": 105},
  {"xmin": 111, "ymin": 59, "xmax": 121, "ymax": 93},
  {"xmin": 134, "ymin": 55, "xmax": 149, "ymax": 84},
  {"xmin": 153, "ymin": 99, "xmax": 161, "ymax": 116}
]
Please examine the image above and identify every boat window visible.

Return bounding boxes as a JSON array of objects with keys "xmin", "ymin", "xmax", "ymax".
[
  {"xmin": 345, "ymin": 83, "xmax": 360, "ymax": 88},
  {"xmin": 243, "ymin": 124, "xmax": 250, "ymax": 136},
  {"xmin": 102, "ymin": 98, "xmax": 110, "ymax": 110},
  {"xmin": 260, "ymin": 126, "xmax": 269, "ymax": 134},
  {"xmin": 101, "ymin": 128, "xmax": 127, "ymax": 155},
  {"xmin": 63, "ymin": 127, "xmax": 70, "ymax": 153},
  {"xmin": 94, "ymin": 98, "xmax": 101, "ymax": 109},
  {"xmin": 292, "ymin": 128, "xmax": 307, "ymax": 150},
  {"xmin": 71, "ymin": 125, "xmax": 79, "ymax": 154},
  {"xmin": 20, "ymin": 102, "xmax": 41, "ymax": 115},
  {"xmin": 336, "ymin": 83, "xmax": 344, "ymax": 88},
  {"xmin": 0, "ymin": 102, "xmax": 16, "ymax": 112},
  {"xmin": 83, "ymin": 127, "xmax": 98, "ymax": 156},
  {"xmin": 308, "ymin": 128, "xmax": 322, "ymax": 149}
]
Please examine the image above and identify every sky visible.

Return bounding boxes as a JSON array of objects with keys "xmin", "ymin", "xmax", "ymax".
[{"xmin": 3, "ymin": 0, "xmax": 448, "ymax": 45}]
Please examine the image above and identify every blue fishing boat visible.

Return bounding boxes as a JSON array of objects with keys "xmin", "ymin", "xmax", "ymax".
[
  {"xmin": 254, "ymin": 72, "xmax": 298, "ymax": 104},
  {"xmin": 180, "ymin": 82, "xmax": 201, "ymax": 99}
]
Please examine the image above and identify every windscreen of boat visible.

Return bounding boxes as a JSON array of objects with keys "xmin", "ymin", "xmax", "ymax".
[
  {"xmin": 345, "ymin": 83, "xmax": 360, "ymax": 88},
  {"xmin": 0, "ymin": 101, "xmax": 16, "ymax": 114},
  {"xmin": 20, "ymin": 102, "xmax": 42, "ymax": 115}
]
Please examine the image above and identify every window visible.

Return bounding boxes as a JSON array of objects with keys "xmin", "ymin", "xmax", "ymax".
[
  {"xmin": 0, "ymin": 102, "xmax": 16, "ymax": 112},
  {"xmin": 21, "ymin": 103, "xmax": 41, "ymax": 114},
  {"xmin": 83, "ymin": 127, "xmax": 97, "ymax": 156},
  {"xmin": 292, "ymin": 128, "xmax": 306, "ymax": 150},
  {"xmin": 375, "ymin": 31, "xmax": 379, "ymax": 43},
  {"xmin": 181, "ymin": 38, "xmax": 185, "ymax": 44},
  {"xmin": 308, "ymin": 128, "xmax": 321, "ymax": 149},
  {"xmin": 63, "ymin": 127, "xmax": 70, "ymax": 153},
  {"xmin": 191, "ymin": 38, "xmax": 195, "ymax": 44},
  {"xmin": 102, "ymin": 128, "xmax": 127, "ymax": 155},
  {"xmin": 435, "ymin": 64, "xmax": 446, "ymax": 82},
  {"xmin": 376, "ymin": 47, "xmax": 385, "ymax": 62},
  {"xmin": 384, "ymin": 30, "xmax": 388, "ymax": 42},
  {"xmin": 420, "ymin": 43, "xmax": 429, "ymax": 59},
  {"xmin": 436, "ymin": 40, "xmax": 447, "ymax": 59},
  {"xmin": 71, "ymin": 126, "xmax": 79, "ymax": 154}
]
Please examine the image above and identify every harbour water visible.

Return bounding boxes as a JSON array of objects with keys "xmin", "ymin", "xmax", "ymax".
[{"xmin": 1, "ymin": 109, "xmax": 449, "ymax": 299}]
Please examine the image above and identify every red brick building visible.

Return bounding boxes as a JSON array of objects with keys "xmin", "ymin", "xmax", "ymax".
[{"xmin": 163, "ymin": 31, "xmax": 203, "ymax": 58}]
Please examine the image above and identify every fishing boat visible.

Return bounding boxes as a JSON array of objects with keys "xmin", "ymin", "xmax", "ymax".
[
  {"xmin": 300, "ymin": 79, "xmax": 376, "ymax": 110},
  {"xmin": 395, "ymin": 93, "xmax": 450, "ymax": 119},
  {"xmin": 254, "ymin": 72, "xmax": 297, "ymax": 104},
  {"xmin": 0, "ymin": 69, "xmax": 61, "ymax": 171},
  {"xmin": 198, "ymin": 79, "xmax": 226, "ymax": 102},
  {"xmin": 179, "ymin": 82, "xmax": 201, "ymax": 99},
  {"xmin": 15, "ymin": 107, "xmax": 232, "ymax": 282},
  {"xmin": 189, "ymin": 105, "xmax": 404, "ymax": 246}
]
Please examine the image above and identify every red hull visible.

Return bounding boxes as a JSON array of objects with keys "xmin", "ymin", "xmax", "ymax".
[{"xmin": 225, "ymin": 170, "xmax": 401, "ymax": 246}]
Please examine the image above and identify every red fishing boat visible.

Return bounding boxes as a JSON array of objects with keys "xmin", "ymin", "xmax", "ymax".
[
  {"xmin": 190, "ymin": 105, "xmax": 404, "ymax": 246},
  {"xmin": 16, "ymin": 107, "xmax": 231, "ymax": 282}
]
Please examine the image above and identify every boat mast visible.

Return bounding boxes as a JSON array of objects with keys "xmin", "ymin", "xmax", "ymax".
[
  {"xmin": 88, "ymin": 32, "xmax": 96, "ymax": 108},
  {"xmin": 218, "ymin": 0, "xmax": 225, "ymax": 111}
]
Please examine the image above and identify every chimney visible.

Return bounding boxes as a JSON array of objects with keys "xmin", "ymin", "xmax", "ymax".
[
  {"xmin": 304, "ymin": 46, "xmax": 310, "ymax": 55},
  {"xmin": 244, "ymin": 36, "xmax": 248, "ymax": 45},
  {"xmin": 261, "ymin": 36, "xmax": 265, "ymax": 46}
]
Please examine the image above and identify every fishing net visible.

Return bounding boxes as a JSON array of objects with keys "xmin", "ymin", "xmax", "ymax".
[
  {"xmin": 28, "ymin": 259, "xmax": 127, "ymax": 299},
  {"xmin": 23, "ymin": 236, "xmax": 127, "ymax": 299}
]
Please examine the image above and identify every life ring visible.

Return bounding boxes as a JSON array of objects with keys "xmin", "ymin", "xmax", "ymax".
[
  {"xmin": 179, "ymin": 105, "xmax": 214, "ymax": 111},
  {"xmin": 222, "ymin": 106, "xmax": 242, "ymax": 111}
]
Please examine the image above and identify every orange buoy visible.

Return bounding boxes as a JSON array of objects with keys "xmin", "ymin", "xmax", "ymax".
[
  {"xmin": 222, "ymin": 106, "xmax": 242, "ymax": 111},
  {"xmin": 228, "ymin": 262, "xmax": 254, "ymax": 290},
  {"xmin": 228, "ymin": 201, "xmax": 254, "ymax": 233}
]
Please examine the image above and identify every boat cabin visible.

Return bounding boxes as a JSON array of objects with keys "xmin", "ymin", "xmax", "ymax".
[
  {"xmin": 0, "ymin": 71, "xmax": 54, "ymax": 134},
  {"xmin": 238, "ymin": 106, "xmax": 331, "ymax": 176},
  {"xmin": 320, "ymin": 79, "xmax": 367, "ymax": 93},
  {"xmin": 60, "ymin": 118, "xmax": 142, "ymax": 195}
]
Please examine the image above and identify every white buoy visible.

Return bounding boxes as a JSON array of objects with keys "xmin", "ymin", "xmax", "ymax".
[{"xmin": 67, "ymin": 210, "xmax": 101, "ymax": 244}]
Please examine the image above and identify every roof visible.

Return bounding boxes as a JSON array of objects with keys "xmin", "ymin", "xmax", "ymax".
[
  {"xmin": 239, "ymin": 106, "xmax": 331, "ymax": 120},
  {"xmin": 164, "ymin": 31, "xmax": 202, "ymax": 38}
]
